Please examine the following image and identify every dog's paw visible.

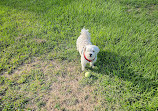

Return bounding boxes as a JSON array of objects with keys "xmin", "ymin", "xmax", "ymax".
[{"xmin": 90, "ymin": 62, "xmax": 94, "ymax": 68}]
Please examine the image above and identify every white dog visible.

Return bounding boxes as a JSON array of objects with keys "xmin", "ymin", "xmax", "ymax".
[{"xmin": 76, "ymin": 28, "xmax": 100, "ymax": 71}]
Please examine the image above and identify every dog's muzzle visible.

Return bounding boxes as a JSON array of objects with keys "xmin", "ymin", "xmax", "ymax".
[{"xmin": 84, "ymin": 53, "xmax": 95, "ymax": 62}]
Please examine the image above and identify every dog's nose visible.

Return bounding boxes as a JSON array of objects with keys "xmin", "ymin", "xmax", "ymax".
[{"xmin": 90, "ymin": 54, "xmax": 92, "ymax": 57}]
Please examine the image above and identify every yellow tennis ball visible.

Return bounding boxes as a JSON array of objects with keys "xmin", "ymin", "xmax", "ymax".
[{"xmin": 85, "ymin": 72, "xmax": 91, "ymax": 77}]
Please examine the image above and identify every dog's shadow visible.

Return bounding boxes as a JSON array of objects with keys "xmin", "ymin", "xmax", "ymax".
[
  {"xmin": 91, "ymin": 51, "xmax": 157, "ymax": 93},
  {"xmin": 94, "ymin": 51, "xmax": 133, "ymax": 78}
]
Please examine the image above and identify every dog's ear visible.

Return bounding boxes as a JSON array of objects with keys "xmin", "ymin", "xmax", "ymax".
[
  {"xmin": 84, "ymin": 47, "xmax": 86, "ymax": 52},
  {"xmin": 95, "ymin": 46, "xmax": 100, "ymax": 54},
  {"xmin": 81, "ymin": 47, "xmax": 86, "ymax": 54}
]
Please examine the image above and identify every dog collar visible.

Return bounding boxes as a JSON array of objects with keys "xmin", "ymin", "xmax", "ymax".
[{"xmin": 84, "ymin": 52, "xmax": 95, "ymax": 62}]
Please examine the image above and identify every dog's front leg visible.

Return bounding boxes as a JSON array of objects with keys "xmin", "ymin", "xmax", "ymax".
[
  {"xmin": 81, "ymin": 57, "xmax": 86, "ymax": 71},
  {"xmin": 90, "ymin": 58, "xmax": 97, "ymax": 68},
  {"xmin": 81, "ymin": 64, "xmax": 86, "ymax": 71},
  {"xmin": 90, "ymin": 62, "xmax": 94, "ymax": 68},
  {"xmin": 81, "ymin": 61, "xmax": 86, "ymax": 71}
]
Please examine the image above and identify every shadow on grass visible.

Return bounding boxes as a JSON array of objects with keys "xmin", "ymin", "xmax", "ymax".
[{"xmin": 93, "ymin": 51, "xmax": 157, "ymax": 93}]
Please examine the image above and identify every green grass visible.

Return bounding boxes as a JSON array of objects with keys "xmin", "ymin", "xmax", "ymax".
[{"xmin": 0, "ymin": 0, "xmax": 158, "ymax": 110}]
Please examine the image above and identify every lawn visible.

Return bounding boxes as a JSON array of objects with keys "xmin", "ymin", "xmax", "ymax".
[{"xmin": 0, "ymin": 0, "xmax": 158, "ymax": 110}]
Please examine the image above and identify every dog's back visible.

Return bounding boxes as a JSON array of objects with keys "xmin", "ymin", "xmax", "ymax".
[
  {"xmin": 80, "ymin": 28, "xmax": 91, "ymax": 40},
  {"xmin": 77, "ymin": 28, "xmax": 92, "ymax": 54}
]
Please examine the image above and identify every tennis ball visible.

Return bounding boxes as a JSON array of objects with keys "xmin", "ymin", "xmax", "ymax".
[{"xmin": 85, "ymin": 72, "xmax": 91, "ymax": 77}]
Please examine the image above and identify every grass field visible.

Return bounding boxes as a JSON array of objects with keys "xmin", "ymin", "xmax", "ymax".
[{"xmin": 0, "ymin": 0, "xmax": 158, "ymax": 110}]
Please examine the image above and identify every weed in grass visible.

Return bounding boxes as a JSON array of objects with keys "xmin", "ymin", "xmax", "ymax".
[{"xmin": 54, "ymin": 103, "xmax": 61, "ymax": 110}]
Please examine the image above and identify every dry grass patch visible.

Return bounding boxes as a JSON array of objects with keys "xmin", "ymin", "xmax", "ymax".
[
  {"xmin": 45, "ymin": 75, "xmax": 98, "ymax": 111},
  {"xmin": 34, "ymin": 38, "xmax": 47, "ymax": 44},
  {"xmin": 1, "ymin": 58, "xmax": 103, "ymax": 110}
]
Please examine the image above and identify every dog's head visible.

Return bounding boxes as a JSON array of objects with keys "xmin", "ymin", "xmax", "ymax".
[{"xmin": 84, "ymin": 45, "xmax": 100, "ymax": 60}]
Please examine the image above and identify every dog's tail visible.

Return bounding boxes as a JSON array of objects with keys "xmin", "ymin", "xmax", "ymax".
[{"xmin": 80, "ymin": 28, "xmax": 91, "ymax": 39}]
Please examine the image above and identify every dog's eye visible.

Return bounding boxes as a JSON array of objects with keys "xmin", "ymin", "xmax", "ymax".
[{"xmin": 93, "ymin": 50, "xmax": 95, "ymax": 52}]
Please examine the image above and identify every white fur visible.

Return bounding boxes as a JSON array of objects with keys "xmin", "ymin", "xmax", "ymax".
[{"xmin": 76, "ymin": 28, "xmax": 100, "ymax": 71}]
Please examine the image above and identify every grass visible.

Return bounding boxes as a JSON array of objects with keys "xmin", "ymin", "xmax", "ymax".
[{"xmin": 0, "ymin": 0, "xmax": 158, "ymax": 110}]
